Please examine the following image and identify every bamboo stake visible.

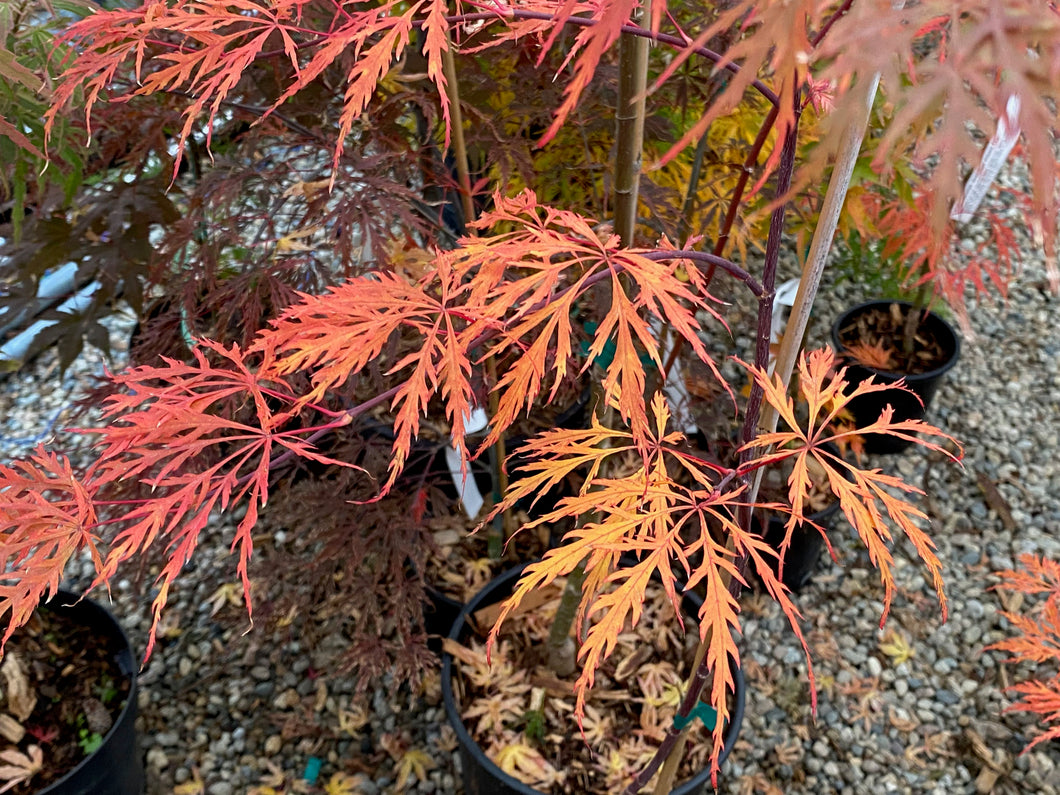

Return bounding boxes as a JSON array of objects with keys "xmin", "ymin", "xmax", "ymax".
[
  {"xmin": 755, "ymin": 73, "xmax": 881, "ymax": 449},
  {"xmin": 441, "ymin": 37, "xmax": 475, "ymax": 227},
  {"xmin": 613, "ymin": 1, "xmax": 650, "ymax": 247}
]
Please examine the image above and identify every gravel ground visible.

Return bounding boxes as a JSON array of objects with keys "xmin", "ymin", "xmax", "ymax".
[{"xmin": 3, "ymin": 174, "xmax": 1059, "ymax": 794}]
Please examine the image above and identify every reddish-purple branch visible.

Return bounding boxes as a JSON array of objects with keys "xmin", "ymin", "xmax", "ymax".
[
  {"xmin": 641, "ymin": 249, "xmax": 762, "ymax": 296},
  {"xmin": 624, "ymin": 97, "xmax": 803, "ymax": 795}
]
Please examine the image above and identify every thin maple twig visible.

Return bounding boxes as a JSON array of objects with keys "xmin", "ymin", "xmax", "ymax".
[
  {"xmin": 712, "ymin": 103, "xmax": 781, "ymax": 264},
  {"xmin": 677, "ymin": 125, "xmax": 710, "ymax": 244},
  {"xmin": 741, "ymin": 110, "xmax": 800, "ymax": 448},
  {"xmin": 640, "ymin": 250, "xmax": 761, "ymax": 296},
  {"xmin": 231, "ymin": 385, "xmax": 400, "ymax": 489},
  {"xmin": 658, "ymin": 101, "xmax": 778, "ymax": 380},
  {"xmin": 811, "ymin": 0, "xmax": 855, "ymax": 47}
]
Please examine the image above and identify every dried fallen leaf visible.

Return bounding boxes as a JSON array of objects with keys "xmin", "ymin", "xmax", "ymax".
[
  {"xmin": 976, "ymin": 471, "xmax": 1016, "ymax": 532},
  {"xmin": 879, "ymin": 629, "xmax": 914, "ymax": 666},
  {"xmin": 206, "ymin": 582, "xmax": 243, "ymax": 617},
  {"xmin": 774, "ymin": 737, "xmax": 803, "ymax": 766},
  {"xmin": 888, "ymin": 706, "xmax": 919, "ymax": 732},
  {"xmin": 313, "ymin": 680, "xmax": 328, "ymax": 713},
  {"xmin": 492, "ymin": 742, "xmax": 561, "ymax": 789},
  {"xmin": 393, "ymin": 748, "xmax": 434, "ymax": 788},
  {"xmin": 337, "ymin": 705, "xmax": 369, "ymax": 735},
  {"xmin": 324, "ymin": 772, "xmax": 361, "ymax": 795},
  {"xmin": 0, "ymin": 745, "xmax": 42, "ymax": 794},
  {"xmin": 0, "ymin": 654, "xmax": 36, "ymax": 722},
  {"xmin": 275, "ymin": 226, "xmax": 321, "ymax": 254},
  {"xmin": 0, "ymin": 715, "xmax": 24, "ymax": 744}
]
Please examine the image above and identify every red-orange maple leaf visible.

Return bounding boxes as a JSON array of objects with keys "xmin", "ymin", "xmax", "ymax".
[
  {"xmin": 82, "ymin": 340, "xmax": 360, "ymax": 656},
  {"xmin": 0, "ymin": 449, "xmax": 100, "ymax": 648},
  {"xmin": 989, "ymin": 555, "xmax": 1060, "ymax": 752}
]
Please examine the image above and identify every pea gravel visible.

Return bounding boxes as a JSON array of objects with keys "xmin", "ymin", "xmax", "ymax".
[{"xmin": 3, "ymin": 169, "xmax": 1059, "ymax": 794}]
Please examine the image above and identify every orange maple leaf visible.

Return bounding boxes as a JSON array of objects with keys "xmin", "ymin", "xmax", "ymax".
[
  {"xmin": 0, "ymin": 449, "xmax": 100, "ymax": 649},
  {"xmin": 486, "ymin": 393, "xmax": 802, "ymax": 778},
  {"xmin": 743, "ymin": 347, "xmax": 962, "ymax": 624},
  {"xmin": 989, "ymin": 555, "xmax": 1060, "ymax": 752}
]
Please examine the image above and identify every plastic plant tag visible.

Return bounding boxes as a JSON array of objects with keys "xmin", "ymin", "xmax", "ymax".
[
  {"xmin": 768, "ymin": 278, "xmax": 801, "ymax": 373},
  {"xmin": 672, "ymin": 700, "xmax": 718, "ymax": 731},
  {"xmin": 951, "ymin": 94, "xmax": 1021, "ymax": 223},
  {"xmin": 446, "ymin": 407, "xmax": 489, "ymax": 518}
]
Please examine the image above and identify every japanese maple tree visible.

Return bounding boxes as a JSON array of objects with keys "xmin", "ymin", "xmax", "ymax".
[{"xmin": 2, "ymin": 0, "xmax": 1059, "ymax": 790}]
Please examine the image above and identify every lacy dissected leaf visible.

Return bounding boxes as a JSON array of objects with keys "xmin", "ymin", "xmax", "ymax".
[
  {"xmin": 257, "ymin": 258, "xmax": 479, "ymax": 487},
  {"xmin": 459, "ymin": 191, "xmax": 724, "ymax": 449},
  {"xmin": 745, "ymin": 347, "xmax": 961, "ymax": 624},
  {"xmin": 0, "ymin": 449, "xmax": 100, "ymax": 649},
  {"xmin": 84, "ymin": 339, "xmax": 359, "ymax": 656},
  {"xmin": 651, "ymin": 0, "xmax": 815, "ymax": 169},
  {"xmin": 260, "ymin": 190, "xmax": 727, "ymax": 481},
  {"xmin": 869, "ymin": 188, "xmax": 1027, "ymax": 330},
  {"xmin": 990, "ymin": 555, "xmax": 1060, "ymax": 752},
  {"xmin": 991, "ymin": 555, "xmax": 1060, "ymax": 667},
  {"xmin": 46, "ymin": 0, "xmax": 448, "ymax": 175},
  {"xmin": 816, "ymin": 0, "xmax": 1060, "ymax": 249},
  {"xmin": 1002, "ymin": 679, "xmax": 1060, "ymax": 752},
  {"xmin": 995, "ymin": 554, "xmax": 1060, "ymax": 602},
  {"xmin": 487, "ymin": 394, "xmax": 806, "ymax": 778},
  {"xmin": 537, "ymin": 0, "xmax": 638, "ymax": 145}
]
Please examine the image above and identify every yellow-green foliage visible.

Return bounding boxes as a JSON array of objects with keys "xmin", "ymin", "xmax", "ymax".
[{"xmin": 0, "ymin": 0, "xmax": 88, "ymax": 241}]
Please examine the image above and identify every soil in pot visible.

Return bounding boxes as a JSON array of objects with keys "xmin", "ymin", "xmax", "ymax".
[
  {"xmin": 0, "ymin": 596, "xmax": 136, "ymax": 794},
  {"xmin": 831, "ymin": 301, "xmax": 960, "ymax": 454},
  {"xmin": 443, "ymin": 566, "xmax": 744, "ymax": 794}
]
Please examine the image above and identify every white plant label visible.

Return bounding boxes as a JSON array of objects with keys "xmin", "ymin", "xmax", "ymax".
[
  {"xmin": 446, "ymin": 407, "xmax": 489, "ymax": 518},
  {"xmin": 951, "ymin": 94, "xmax": 1021, "ymax": 223},
  {"xmin": 768, "ymin": 278, "xmax": 802, "ymax": 374}
]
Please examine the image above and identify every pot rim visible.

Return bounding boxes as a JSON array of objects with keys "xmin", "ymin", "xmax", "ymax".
[
  {"xmin": 37, "ymin": 589, "xmax": 139, "ymax": 795},
  {"xmin": 441, "ymin": 564, "xmax": 746, "ymax": 795},
  {"xmin": 830, "ymin": 299, "xmax": 961, "ymax": 383}
]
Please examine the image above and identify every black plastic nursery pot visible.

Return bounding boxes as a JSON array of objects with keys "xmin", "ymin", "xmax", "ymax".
[
  {"xmin": 37, "ymin": 591, "xmax": 144, "ymax": 795},
  {"xmin": 441, "ymin": 565, "xmax": 747, "ymax": 795},
  {"xmin": 831, "ymin": 300, "xmax": 960, "ymax": 455},
  {"xmin": 424, "ymin": 584, "xmax": 466, "ymax": 650}
]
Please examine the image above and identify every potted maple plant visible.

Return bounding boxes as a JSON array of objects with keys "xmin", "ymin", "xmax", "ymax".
[
  {"xmin": 0, "ymin": 585, "xmax": 141, "ymax": 795},
  {"xmin": 826, "ymin": 159, "xmax": 1032, "ymax": 455},
  {"xmin": 0, "ymin": 1, "xmax": 1058, "ymax": 794},
  {"xmin": 831, "ymin": 297, "xmax": 961, "ymax": 454}
]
